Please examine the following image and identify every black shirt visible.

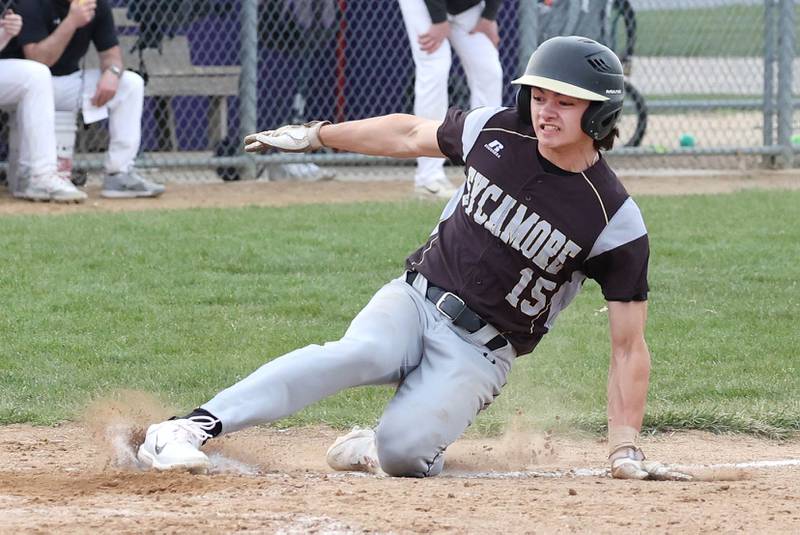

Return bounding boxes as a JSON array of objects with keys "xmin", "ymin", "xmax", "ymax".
[
  {"xmin": 3, "ymin": 0, "xmax": 118, "ymax": 76},
  {"xmin": 424, "ymin": 0, "xmax": 502, "ymax": 24},
  {"xmin": 405, "ymin": 106, "xmax": 649, "ymax": 355}
]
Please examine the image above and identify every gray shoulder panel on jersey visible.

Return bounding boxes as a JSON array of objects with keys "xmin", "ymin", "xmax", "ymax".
[
  {"xmin": 429, "ymin": 181, "xmax": 467, "ymax": 237},
  {"xmin": 462, "ymin": 106, "xmax": 507, "ymax": 159},
  {"xmin": 586, "ymin": 197, "xmax": 647, "ymax": 260}
]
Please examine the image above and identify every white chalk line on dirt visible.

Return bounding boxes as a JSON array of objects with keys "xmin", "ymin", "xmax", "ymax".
[
  {"xmin": 106, "ymin": 425, "xmax": 800, "ymax": 480},
  {"xmin": 447, "ymin": 458, "xmax": 800, "ymax": 479}
]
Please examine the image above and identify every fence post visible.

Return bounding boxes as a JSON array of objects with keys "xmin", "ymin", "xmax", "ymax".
[
  {"xmin": 776, "ymin": 0, "xmax": 795, "ymax": 169},
  {"xmin": 517, "ymin": 0, "xmax": 538, "ymax": 77},
  {"xmin": 762, "ymin": 0, "xmax": 776, "ymax": 166},
  {"xmin": 239, "ymin": 0, "xmax": 259, "ymax": 180}
]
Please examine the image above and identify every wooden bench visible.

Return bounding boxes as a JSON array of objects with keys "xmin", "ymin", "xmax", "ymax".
[{"xmin": 83, "ymin": 8, "xmax": 240, "ymax": 150}]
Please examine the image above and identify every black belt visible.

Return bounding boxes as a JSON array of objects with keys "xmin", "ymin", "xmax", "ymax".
[{"xmin": 406, "ymin": 271, "xmax": 508, "ymax": 352}]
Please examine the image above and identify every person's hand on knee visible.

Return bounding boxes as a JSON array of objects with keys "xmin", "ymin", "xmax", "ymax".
[
  {"xmin": 469, "ymin": 17, "xmax": 499, "ymax": 48},
  {"xmin": 418, "ymin": 21, "xmax": 450, "ymax": 54}
]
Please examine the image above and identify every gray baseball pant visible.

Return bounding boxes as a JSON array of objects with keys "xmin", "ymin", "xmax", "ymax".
[{"xmin": 202, "ymin": 272, "xmax": 516, "ymax": 477}]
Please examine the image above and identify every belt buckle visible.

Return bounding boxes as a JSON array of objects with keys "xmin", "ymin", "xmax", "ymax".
[{"xmin": 435, "ymin": 292, "xmax": 465, "ymax": 322}]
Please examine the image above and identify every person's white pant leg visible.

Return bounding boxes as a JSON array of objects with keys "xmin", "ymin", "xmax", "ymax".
[
  {"xmin": 52, "ymin": 69, "xmax": 144, "ymax": 174},
  {"xmin": 448, "ymin": 3, "xmax": 503, "ymax": 109},
  {"xmin": 105, "ymin": 70, "xmax": 144, "ymax": 174},
  {"xmin": 0, "ymin": 59, "xmax": 58, "ymax": 177},
  {"xmin": 398, "ymin": 0, "xmax": 450, "ymax": 186},
  {"xmin": 51, "ymin": 70, "xmax": 84, "ymax": 113}
]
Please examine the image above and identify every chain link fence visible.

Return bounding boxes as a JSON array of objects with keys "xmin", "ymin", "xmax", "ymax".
[
  {"xmin": 514, "ymin": 0, "xmax": 798, "ymax": 169},
  {"xmin": 2, "ymin": 0, "xmax": 798, "ymax": 185}
]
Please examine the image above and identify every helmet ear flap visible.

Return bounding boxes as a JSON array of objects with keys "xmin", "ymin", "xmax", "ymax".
[
  {"xmin": 581, "ymin": 100, "xmax": 623, "ymax": 140},
  {"xmin": 516, "ymin": 85, "xmax": 532, "ymax": 125}
]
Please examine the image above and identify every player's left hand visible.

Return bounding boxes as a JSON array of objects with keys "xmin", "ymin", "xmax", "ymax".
[
  {"xmin": 92, "ymin": 69, "xmax": 119, "ymax": 107},
  {"xmin": 243, "ymin": 121, "xmax": 330, "ymax": 153},
  {"xmin": 470, "ymin": 17, "xmax": 499, "ymax": 48},
  {"xmin": 610, "ymin": 447, "xmax": 692, "ymax": 481}
]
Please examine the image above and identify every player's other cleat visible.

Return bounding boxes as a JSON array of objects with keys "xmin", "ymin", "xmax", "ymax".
[
  {"xmin": 325, "ymin": 426, "xmax": 385, "ymax": 475},
  {"xmin": 16, "ymin": 173, "xmax": 87, "ymax": 203},
  {"xmin": 414, "ymin": 176, "xmax": 458, "ymax": 200},
  {"xmin": 268, "ymin": 162, "xmax": 336, "ymax": 182},
  {"xmin": 101, "ymin": 171, "xmax": 165, "ymax": 198},
  {"xmin": 137, "ymin": 416, "xmax": 217, "ymax": 472}
]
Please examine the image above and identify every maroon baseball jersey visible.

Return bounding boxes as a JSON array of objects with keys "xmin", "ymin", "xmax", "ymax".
[{"xmin": 405, "ymin": 106, "xmax": 649, "ymax": 355}]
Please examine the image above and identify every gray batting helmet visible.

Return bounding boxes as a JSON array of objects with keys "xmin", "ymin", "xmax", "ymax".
[{"xmin": 513, "ymin": 36, "xmax": 624, "ymax": 140}]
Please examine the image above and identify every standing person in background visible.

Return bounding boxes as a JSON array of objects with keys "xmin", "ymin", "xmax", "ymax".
[
  {"xmin": 0, "ymin": 7, "xmax": 86, "ymax": 202},
  {"xmin": 399, "ymin": 0, "xmax": 503, "ymax": 199},
  {"xmin": 4, "ymin": 0, "xmax": 164, "ymax": 198}
]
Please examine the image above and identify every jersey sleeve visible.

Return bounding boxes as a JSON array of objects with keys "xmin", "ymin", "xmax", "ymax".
[
  {"xmin": 13, "ymin": 1, "xmax": 51, "ymax": 48},
  {"xmin": 584, "ymin": 235, "xmax": 649, "ymax": 301},
  {"xmin": 583, "ymin": 197, "xmax": 649, "ymax": 302},
  {"xmin": 92, "ymin": 0, "xmax": 119, "ymax": 53},
  {"xmin": 436, "ymin": 106, "xmax": 469, "ymax": 166}
]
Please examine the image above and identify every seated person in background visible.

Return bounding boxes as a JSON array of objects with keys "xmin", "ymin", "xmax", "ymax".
[
  {"xmin": 5, "ymin": 0, "xmax": 163, "ymax": 198},
  {"xmin": 0, "ymin": 7, "xmax": 86, "ymax": 202}
]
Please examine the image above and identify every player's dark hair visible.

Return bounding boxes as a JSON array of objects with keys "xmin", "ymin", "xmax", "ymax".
[{"xmin": 594, "ymin": 127, "xmax": 619, "ymax": 151}]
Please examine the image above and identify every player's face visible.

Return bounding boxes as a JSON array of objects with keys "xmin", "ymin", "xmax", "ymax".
[{"xmin": 530, "ymin": 87, "xmax": 592, "ymax": 151}]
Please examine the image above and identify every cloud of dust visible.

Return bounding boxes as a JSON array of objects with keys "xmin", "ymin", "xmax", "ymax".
[
  {"xmin": 447, "ymin": 411, "xmax": 560, "ymax": 473},
  {"xmin": 80, "ymin": 389, "xmax": 173, "ymax": 471},
  {"xmin": 79, "ymin": 390, "xmax": 260, "ymax": 475},
  {"xmin": 492, "ymin": 413, "xmax": 558, "ymax": 471}
]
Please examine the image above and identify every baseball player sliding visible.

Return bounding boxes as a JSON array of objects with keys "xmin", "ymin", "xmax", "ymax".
[{"xmin": 138, "ymin": 36, "xmax": 689, "ymax": 481}]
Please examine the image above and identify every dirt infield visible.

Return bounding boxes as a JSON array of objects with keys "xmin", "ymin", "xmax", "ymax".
[
  {"xmin": 2, "ymin": 171, "xmax": 799, "ymax": 533},
  {"xmin": 1, "ymin": 417, "xmax": 799, "ymax": 534}
]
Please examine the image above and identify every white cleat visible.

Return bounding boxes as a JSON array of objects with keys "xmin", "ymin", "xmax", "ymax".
[
  {"xmin": 414, "ymin": 176, "xmax": 458, "ymax": 200},
  {"xmin": 137, "ymin": 416, "xmax": 217, "ymax": 473},
  {"xmin": 326, "ymin": 426, "xmax": 385, "ymax": 475}
]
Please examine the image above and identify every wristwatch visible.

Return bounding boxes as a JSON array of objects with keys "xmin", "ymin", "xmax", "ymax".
[{"xmin": 105, "ymin": 65, "xmax": 123, "ymax": 78}]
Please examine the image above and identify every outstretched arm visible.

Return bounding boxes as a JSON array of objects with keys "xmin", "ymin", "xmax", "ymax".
[
  {"xmin": 320, "ymin": 115, "xmax": 444, "ymax": 158},
  {"xmin": 244, "ymin": 114, "xmax": 445, "ymax": 159}
]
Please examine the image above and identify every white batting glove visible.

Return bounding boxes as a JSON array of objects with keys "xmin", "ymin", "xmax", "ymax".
[
  {"xmin": 609, "ymin": 447, "xmax": 692, "ymax": 481},
  {"xmin": 243, "ymin": 121, "xmax": 330, "ymax": 154}
]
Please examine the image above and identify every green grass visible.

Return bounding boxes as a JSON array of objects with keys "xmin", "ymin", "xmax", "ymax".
[
  {"xmin": 631, "ymin": 5, "xmax": 800, "ymax": 57},
  {"xmin": 0, "ymin": 191, "xmax": 798, "ymax": 438}
]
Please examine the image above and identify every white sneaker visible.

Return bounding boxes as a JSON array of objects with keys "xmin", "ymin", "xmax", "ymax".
[
  {"xmin": 325, "ymin": 427, "xmax": 384, "ymax": 475},
  {"xmin": 137, "ymin": 416, "xmax": 217, "ymax": 472},
  {"xmin": 414, "ymin": 176, "xmax": 458, "ymax": 200},
  {"xmin": 18, "ymin": 173, "xmax": 87, "ymax": 203},
  {"xmin": 269, "ymin": 163, "xmax": 336, "ymax": 182}
]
